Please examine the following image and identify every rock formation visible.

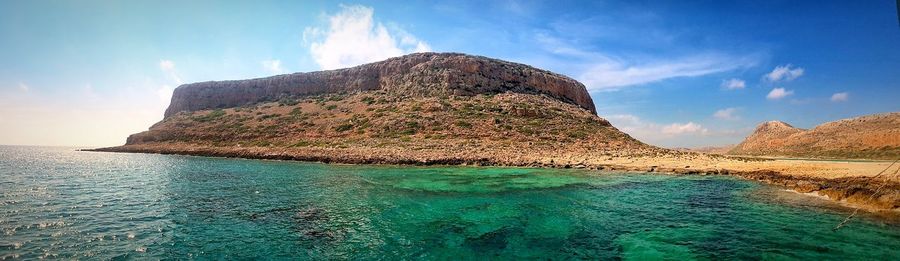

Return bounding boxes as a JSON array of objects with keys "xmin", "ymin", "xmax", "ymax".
[
  {"xmin": 114, "ymin": 52, "xmax": 652, "ymax": 165},
  {"xmin": 165, "ymin": 52, "xmax": 596, "ymax": 118},
  {"xmin": 729, "ymin": 113, "xmax": 900, "ymax": 159}
]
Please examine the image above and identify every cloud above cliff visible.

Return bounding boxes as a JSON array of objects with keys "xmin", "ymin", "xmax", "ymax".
[
  {"xmin": 261, "ymin": 59, "xmax": 284, "ymax": 74},
  {"xmin": 157, "ymin": 60, "xmax": 183, "ymax": 105},
  {"xmin": 304, "ymin": 5, "xmax": 431, "ymax": 70},
  {"xmin": 159, "ymin": 60, "xmax": 182, "ymax": 85}
]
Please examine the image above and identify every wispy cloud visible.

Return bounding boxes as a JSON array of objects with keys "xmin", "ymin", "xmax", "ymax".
[
  {"xmin": 830, "ymin": 92, "xmax": 848, "ymax": 102},
  {"xmin": 534, "ymin": 34, "xmax": 758, "ymax": 91},
  {"xmin": 261, "ymin": 59, "xmax": 284, "ymax": 74},
  {"xmin": 766, "ymin": 87, "xmax": 794, "ymax": 100},
  {"xmin": 159, "ymin": 60, "xmax": 174, "ymax": 70},
  {"xmin": 157, "ymin": 60, "xmax": 184, "ymax": 105},
  {"xmin": 18, "ymin": 82, "xmax": 29, "ymax": 92},
  {"xmin": 713, "ymin": 107, "xmax": 739, "ymax": 120},
  {"xmin": 303, "ymin": 5, "xmax": 431, "ymax": 70},
  {"xmin": 579, "ymin": 54, "xmax": 751, "ymax": 91},
  {"xmin": 159, "ymin": 60, "xmax": 183, "ymax": 85},
  {"xmin": 721, "ymin": 78, "xmax": 745, "ymax": 90},
  {"xmin": 764, "ymin": 64, "xmax": 804, "ymax": 82}
]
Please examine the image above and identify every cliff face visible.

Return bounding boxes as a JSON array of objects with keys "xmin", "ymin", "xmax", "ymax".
[
  {"xmin": 164, "ymin": 52, "xmax": 596, "ymax": 118},
  {"xmin": 729, "ymin": 113, "xmax": 900, "ymax": 159}
]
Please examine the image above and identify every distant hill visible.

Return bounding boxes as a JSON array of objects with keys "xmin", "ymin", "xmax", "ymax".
[{"xmin": 729, "ymin": 113, "xmax": 900, "ymax": 159}]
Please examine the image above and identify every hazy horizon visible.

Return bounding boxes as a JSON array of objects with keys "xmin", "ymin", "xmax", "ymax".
[{"xmin": 2, "ymin": 0, "xmax": 899, "ymax": 147}]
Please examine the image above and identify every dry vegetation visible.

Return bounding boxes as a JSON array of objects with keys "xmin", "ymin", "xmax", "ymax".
[{"xmin": 127, "ymin": 91, "xmax": 655, "ymax": 163}]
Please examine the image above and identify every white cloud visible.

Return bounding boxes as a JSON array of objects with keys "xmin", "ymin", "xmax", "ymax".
[
  {"xmin": 661, "ymin": 122, "xmax": 709, "ymax": 135},
  {"xmin": 607, "ymin": 114, "xmax": 641, "ymax": 125},
  {"xmin": 766, "ymin": 87, "xmax": 794, "ymax": 100},
  {"xmin": 578, "ymin": 54, "xmax": 756, "ymax": 91},
  {"xmin": 607, "ymin": 114, "xmax": 708, "ymax": 137},
  {"xmin": 157, "ymin": 85, "xmax": 173, "ymax": 103},
  {"xmin": 159, "ymin": 60, "xmax": 174, "ymax": 71},
  {"xmin": 605, "ymin": 114, "xmax": 744, "ymax": 148},
  {"xmin": 713, "ymin": 108, "xmax": 739, "ymax": 120},
  {"xmin": 261, "ymin": 59, "xmax": 284, "ymax": 74},
  {"xmin": 721, "ymin": 78, "xmax": 745, "ymax": 90},
  {"xmin": 304, "ymin": 5, "xmax": 431, "ymax": 70},
  {"xmin": 156, "ymin": 60, "xmax": 182, "ymax": 106},
  {"xmin": 159, "ymin": 60, "xmax": 183, "ymax": 84},
  {"xmin": 18, "ymin": 82, "xmax": 29, "ymax": 92},
  {"xmin": 830, "ymin": 92, "xmax": 848, "ymax": 102},
  {"xmin": 764, "ymin": 64, "xmax": 804, "ymax": 82}
]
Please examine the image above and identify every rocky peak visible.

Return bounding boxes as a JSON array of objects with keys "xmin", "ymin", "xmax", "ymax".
[
  {"xmin": 743, "ymin": 121, "xmax": 804, "ymax": 142},
  {"xmin": 755, "ymin": 121, "xmax": 800, "ymax": 133},
  {"xmin": 164, "ymin": 52, "xmax": 596, "ymax": 118}
]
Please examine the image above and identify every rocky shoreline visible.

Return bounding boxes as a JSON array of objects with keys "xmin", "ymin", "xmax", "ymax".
[{"xmin": 90, "ymin": 143, "xmax": 900, "ymax": 214}]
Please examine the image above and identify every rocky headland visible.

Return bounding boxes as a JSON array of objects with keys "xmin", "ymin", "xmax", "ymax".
[{"xmin": 94, "ymin": 52, "xmax": 900, "ymax": 213}]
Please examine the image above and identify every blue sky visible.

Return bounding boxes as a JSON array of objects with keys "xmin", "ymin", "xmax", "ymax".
[{"xmin": 1, "ymin": 0, "xmax": 898, "ymax": 147}]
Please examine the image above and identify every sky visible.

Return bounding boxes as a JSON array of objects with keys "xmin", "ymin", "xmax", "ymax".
[{"xmin": 1, "ymin": 0, "xmax": 899, "ymax": 148}]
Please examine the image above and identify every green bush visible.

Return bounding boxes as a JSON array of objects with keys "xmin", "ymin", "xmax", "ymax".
[
  {"xmin": 455, "ymin": 120, "xmax": 472, "ymax": 129},
  {"xmin": 335, "ymin": 123, "xmax": 353, "ymax": 132},
  {"xmin": 193, "ymin": 109, "xmax": 226, "ymax": 122},
  {"xmin": 290, "ymin": 107, "xmax": 303, "ymax": 116},
  {"xmin": 278, "ymin": 98, "xmax": 299, "ymax": 106}
]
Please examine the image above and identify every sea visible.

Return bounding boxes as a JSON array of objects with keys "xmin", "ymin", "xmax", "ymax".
[{"xmin": 1, "ymin": 146, "xmax": 899, "ymax": 259}]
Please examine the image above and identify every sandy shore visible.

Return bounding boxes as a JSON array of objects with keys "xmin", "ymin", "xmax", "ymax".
[{"xmin": 90, "ymin": 143, "xmax": 900, "ymax": 213}]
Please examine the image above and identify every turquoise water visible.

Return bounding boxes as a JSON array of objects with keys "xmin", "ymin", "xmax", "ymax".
[{"xmin": 1, "ymin": 146, "xmax": 899, "ymax": 259}]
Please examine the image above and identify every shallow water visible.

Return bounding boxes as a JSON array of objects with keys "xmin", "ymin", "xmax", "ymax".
[{"xmin": 1, "ymin": 146, "xmax": 899, "ymax": 259}]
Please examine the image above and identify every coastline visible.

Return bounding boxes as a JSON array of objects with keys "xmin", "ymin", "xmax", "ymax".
[{"xmin": 89, "ymin": 143, "xmax": 900, "ymax": 214}]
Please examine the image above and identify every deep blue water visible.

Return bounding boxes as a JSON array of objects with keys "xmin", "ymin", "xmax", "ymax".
[{"xmin": 1, "ymin": 146, "xmax": 899, "ymax": 259}]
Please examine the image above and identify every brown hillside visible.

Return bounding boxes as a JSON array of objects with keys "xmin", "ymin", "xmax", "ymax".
[
  {"xmin": 729, "ymin": 113, "xmax": 900, "ymax": 159},
  {"xmin": 122, "ymin": 91, "xmax": 654, "ymax": 164}
]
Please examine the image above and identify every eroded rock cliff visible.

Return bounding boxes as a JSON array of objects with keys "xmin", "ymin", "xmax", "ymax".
[{"xmin": 164, "ymin": 52, "xmax": 596, "ymax": 117}]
